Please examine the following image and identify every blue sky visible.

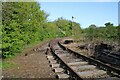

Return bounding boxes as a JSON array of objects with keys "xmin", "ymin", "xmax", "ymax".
[{"xmin": 38, "ymin": 2, "xmax": 118, "ymax": 28}]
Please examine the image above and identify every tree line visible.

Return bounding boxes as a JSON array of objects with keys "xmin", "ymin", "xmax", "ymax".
[
  {"xmin": 2, "ymin": 2, "xmax": 80, "ymax": 58},
  {"xmin": 2, "ymin": 2, "xmax": 119, "ymax": 58},
  {"xmin": 82, "ymin": 22, "xmax": 119, "ymax": 44}
]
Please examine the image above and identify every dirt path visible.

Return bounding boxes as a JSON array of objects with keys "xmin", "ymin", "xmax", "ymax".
[{"xmin": 2, "ymin": 40, "xmax": 56, "ymax": 79}]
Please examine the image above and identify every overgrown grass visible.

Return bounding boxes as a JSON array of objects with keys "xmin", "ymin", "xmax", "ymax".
[
  {"xmin": 0, "ymin": 61, "xmax": 17, "ymax": 69},
  {"xmin": 22, "ymin": 37, "xmax": 54, "ymax": 53}
]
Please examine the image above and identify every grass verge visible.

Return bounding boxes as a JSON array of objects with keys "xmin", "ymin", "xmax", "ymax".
[{"xmin": 0, "ymin": 61, "xmax": 17, "ymax": 69}]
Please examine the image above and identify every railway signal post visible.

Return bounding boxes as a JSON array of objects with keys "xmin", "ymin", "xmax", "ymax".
[{"xmin": 72, "ymin": 16, "xmax": 74, "ymax": 36}]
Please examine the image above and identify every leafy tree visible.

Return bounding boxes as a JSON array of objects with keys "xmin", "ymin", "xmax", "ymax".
[
  {"xmin": 84, "ymin": 24, "xmax": 97, "ymax": 40},
  {"xmin": 54, "ymin": 17, "xmax": 81, "ymax": 37},
  {"xmin": 54, "ymin": 17, "xmax": 71, "ymax": 36},
  {"xmin": 82, "ymin": 22, "xmax": 118, "ymax": 43},
  {"xmin": 2, "ymin": 2, "xmax": 47, "ymax": 58},
  {"xmin": 2, "ymin": 2, "xmax": 80, "ymax": 58}
]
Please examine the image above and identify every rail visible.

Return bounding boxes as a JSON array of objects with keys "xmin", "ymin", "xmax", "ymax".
[
  {"xmin": 58, "ymin": 41, "xmax": 120, "ymax": 77},
  {"xmin": 49, "ymin": 42, "xmax": 83, "ymax": 80}
]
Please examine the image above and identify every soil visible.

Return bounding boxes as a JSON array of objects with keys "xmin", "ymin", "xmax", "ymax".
[{"xmin": 2, "ymin": 40, "xmax": 56, "ymax": 79}]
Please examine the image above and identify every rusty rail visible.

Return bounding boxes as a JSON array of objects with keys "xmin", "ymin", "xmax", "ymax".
[
  {"xmin": 49, "ymin": 42, "xmax": 83, "ymax": 80},
  {"xmin": 58, "ymin": 41, "xmax": 120, "ymax": 77}
]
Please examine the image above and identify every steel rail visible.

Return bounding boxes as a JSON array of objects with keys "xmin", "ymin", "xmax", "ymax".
[
  {"xmin": 49, "ymin": 42, "xmax": 83, "ymax": 80},
  {"xmin": 58, "ymin": 41, "xmax": 120, "ymax": 77}
]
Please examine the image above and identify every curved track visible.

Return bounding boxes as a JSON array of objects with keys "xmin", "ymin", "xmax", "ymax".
[{"xmin": 47, "ymin": 39, "xmax": 120, "ymax": 80}]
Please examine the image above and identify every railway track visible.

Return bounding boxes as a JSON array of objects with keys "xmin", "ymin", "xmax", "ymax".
[{"xmin": 47, "ymin": 39, "xmax": 120, "ymax": 80}]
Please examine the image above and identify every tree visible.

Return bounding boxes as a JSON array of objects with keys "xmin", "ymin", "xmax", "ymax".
[
  {"xmin": 54, "ymin": 17, "xmax": 81, "ymax": 37},
  {"xmin": 85, "ymin": 24, "xmax": 97, "ymax": 41},
  {"xmin": 105, "ymin": 22, "xmax": 113, "ymax": 27},
  {"xmin": 82, "ymin": 22, "xmax": 118, "ymax": 43},
  {"xmin": 2, "ymin": 2, "xmax": 47, "ymax": 58},
  {"xmin": 55, "ymin": 17, "xmax": 72, "ymax": 37}
]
